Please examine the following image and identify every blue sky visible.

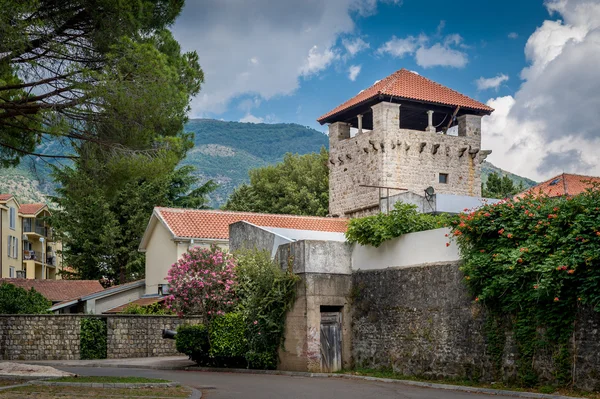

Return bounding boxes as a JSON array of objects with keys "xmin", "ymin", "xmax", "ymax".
[{"xmin": 172, "ymin": 0, "xmax": 600, "ymax": 181}]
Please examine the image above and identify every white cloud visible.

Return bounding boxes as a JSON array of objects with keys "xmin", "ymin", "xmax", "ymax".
[
  {"xmin": 239, "ymin": 113, "xmax": 264, "ymax": 123},
  {"xmin": 476, "ymin": 73, "xmax": 509, "ymax": 91},
  {"xmin": 508, "ymin": 32, "xmax": 519, "ymax": 39},
  {"xmin": 377, "ymin": 35, "xmax": 424, "ymax": 57},
  {"xmin": 378, "ymin": 33, "xmax": 468, "ymax": 68},
  {"xmin": 300, "ymin": 46, "xmax": 339, "ymax": 76},
  {"xmin": 342, "ymin": 37, "xmax": 370, "ymax": 56},
  {"xmin": 483, "ymin": 0, "xmax": 600, "ymax": 181},
  {"xmin": 415, "ymin": 43, "xmax": 468, "ymax": 68},
  {"xmin": 172, "ymin": 0, "xmax": 399, "ymax": 115},
  {"xmin": 348, "ymin": 65, "xmax": 362, "ymax": 81},
  {"xmin": 436, "ymin": 20, "xmax": 446, "ymax": 36}
]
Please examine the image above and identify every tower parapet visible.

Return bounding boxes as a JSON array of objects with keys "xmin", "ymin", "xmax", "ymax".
[{"xmin": 317, "ymin": 69, "xmax": 494, "ymax": 218}]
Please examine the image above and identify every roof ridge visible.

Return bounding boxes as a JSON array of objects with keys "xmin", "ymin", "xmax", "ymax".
[{"xmin": 156, "ymin": 207, "xmax": 348, "ymax": 221}]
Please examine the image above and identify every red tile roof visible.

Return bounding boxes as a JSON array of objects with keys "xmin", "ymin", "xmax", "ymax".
[
  {"xmin": 518, "ymin": 173, "xmax": 600, "ymax": 198},
  {"xmin": 0, "ymin": 194, "xmax": 13, "ymax": 201},
  {"xmin": 19, "ymin": 203, "xmax": 47, "ymax": 215},
  {"xmin": 156, "ymin": 208, "xmax": 348, "ymax": 240},
  {"xmin": 317, "ymin": 69, "xmax": 494, "ymax": 123},
  {"xmin": 103, "ymin": 297, "xmax": 166, "ymax": 314},
  {"xmin": 0, "ymin": 279, "xmax": 104, "ymax": 302}
]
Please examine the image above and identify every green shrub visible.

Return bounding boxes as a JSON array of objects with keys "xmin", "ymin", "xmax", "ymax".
[
  {"xmin": 121, "ymin": 302, "xmax": 172, "ymax": 315},
  {"xmin": 345, "ymin": 202, "xmax": 456, "ymax": 247},
  {"xmin": 80, "ymin": 318, "xmax": 107, "ymax": 359},
  {"xmin": 0, "ymin": 283, "xmax": 51, "ymax": 314},
  {"xmin": 175, "ymin": 324, "xmax": 209, "ymax": 364},
  {"xmin": 235, "ymin": 249, "xmax": 299, "ymax": 369},
  {"xmin": 453, "ymin": 188, "xmax": 600, "ymax": 386},
  {"xmin": 209, "ymin": 313, "xmax": 247, "ymax": 358}
]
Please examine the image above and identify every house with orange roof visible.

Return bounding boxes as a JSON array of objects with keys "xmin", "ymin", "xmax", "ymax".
[
  {"xmin": 0, "ymin": 195, "xmax": 62, "ymax": 280},
  {"xmin": 517, "ymin": 173, "xmax": 600, "ymax": 198},
  {"xmin": 138, "ymin": 207, "xmax": 347, "ymax": 296}
]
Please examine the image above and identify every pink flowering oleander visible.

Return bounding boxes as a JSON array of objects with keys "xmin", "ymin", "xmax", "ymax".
[{"xmin": 165, "ymin": 246, "xmax": 238, "ymax": 319}]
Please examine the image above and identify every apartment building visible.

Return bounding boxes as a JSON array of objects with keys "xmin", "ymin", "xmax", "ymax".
[{"xmin": 0, "ymin": 194, "xmax": 62, "ymax": 279}]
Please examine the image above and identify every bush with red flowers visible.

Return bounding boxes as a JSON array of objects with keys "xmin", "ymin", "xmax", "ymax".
[{"xmin": 452, "ymin": 186, "xmax": 600, "ymax": 386}]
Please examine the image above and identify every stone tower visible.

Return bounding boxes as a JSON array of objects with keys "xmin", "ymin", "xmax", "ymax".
[{"xmin": 317, "ymin": 69, "xmax": 494, "ymax": 218}]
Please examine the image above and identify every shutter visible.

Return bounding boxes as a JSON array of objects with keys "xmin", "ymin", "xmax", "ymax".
[
  {"xmin": 15, "ymin": 238, "xmax": 18, "ymax": 259},
  {"xmin": 7, "ymin": 237, "xmax": 10, "ymax": 258}
]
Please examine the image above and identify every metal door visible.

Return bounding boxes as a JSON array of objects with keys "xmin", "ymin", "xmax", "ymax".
[{"xmin": 320, "ymin": 311, "xmax": 342, "ymax": 372}]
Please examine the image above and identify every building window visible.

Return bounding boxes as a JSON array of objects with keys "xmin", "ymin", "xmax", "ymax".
[
  {"xmin": 9, "ymin": 207, "xmax": 15, "ymax": 230},
  {"xmin": 9, "ymin": 267, "xmax": 14, "ymax": 278},
  {"xmin": 7, "ymin": 236, "xmax": 18, "ymax": 259},
  {"xmin": 439, "ymin": 173, "xmax": 449, "ymax": 184}
]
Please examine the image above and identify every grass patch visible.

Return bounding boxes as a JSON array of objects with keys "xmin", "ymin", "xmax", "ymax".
[
  {"xmin": 49, "ymin": 376, "xmax": 169, "ymax": 384},
  {"xmin": 0, "ymin": 379, "xmax": 26, "ymax": 387},
  {"xmin": 0, "ymin": 385, "xmax": 190, "ymax": 398},
  {"xmin": 344, "ymin": 369, "xmax": 600, "ymax": 399}
]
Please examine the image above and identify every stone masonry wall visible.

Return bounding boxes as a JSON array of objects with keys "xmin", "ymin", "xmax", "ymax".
[
  {"xmin": 0, "ymin": 315, "xmax": 202, "ymax": 360},
  {"xmin": 352, "ymin": 263, "xmax": 600, "ymax": 391},
  {"xmin": 328, "ymin": 102, "xmax": 484, "ymax": 217}
]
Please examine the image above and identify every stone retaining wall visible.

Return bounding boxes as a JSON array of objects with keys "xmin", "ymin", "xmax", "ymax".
[
  {"xmin": 351, "ymin": 263, "xmax": 600, "ymax": 391},
  {"xmin": 0, "ymin": 315, "xmax": 202, "ymax": 361}
]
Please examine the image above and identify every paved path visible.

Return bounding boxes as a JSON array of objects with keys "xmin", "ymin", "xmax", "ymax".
[{"xmin": 56, "ymin": 366, "xmax": 524, "ymax": 399}]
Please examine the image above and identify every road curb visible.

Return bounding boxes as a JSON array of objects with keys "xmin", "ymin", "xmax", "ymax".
[
  {"xmin": 183, "ymin": 367, "xmax": 585, "ymax": 399},
  {"xmin": 29, "ymin": 380, "xmax": 180, "ymax": 388}
]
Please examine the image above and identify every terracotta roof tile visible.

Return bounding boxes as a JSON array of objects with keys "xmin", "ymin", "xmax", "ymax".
[
  {"xmin": 0, "ymin": 194, "xmax": 13, "ymax": 201},
  {"xmin": 517, "ymin": 173, "xmax": 600, "ymax": 198},
  {"xmin": 156, "ymin": 208, "xmax": 348, "ymax": 240},
  {"xmin": 19, "ymin": 203, "xmax": 47, "ymax": 215},
  {"xmin": 317, "ymin": 69, "xmax": 494, "ymax": 123},
  {"xmin": 0, "ymin": 279, "xmax": 104, "ymax": 302},
  {"xmin": 103, "ymin": 297, "xmax": 166, "ymax": 314}
]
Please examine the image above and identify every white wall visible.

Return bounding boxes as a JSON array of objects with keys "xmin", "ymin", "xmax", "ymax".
[
  {"xmin": 93, "ymin": 285, "xmax": 146, "ymax": 314},
  {"xmin": 351, "ymin": 228, "xmax": 459, "ymax": 271}
]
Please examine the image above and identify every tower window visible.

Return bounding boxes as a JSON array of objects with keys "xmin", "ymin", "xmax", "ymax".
[{"xmin": 439, "ymin": 173, "xmax": 449, "ymax": 184}]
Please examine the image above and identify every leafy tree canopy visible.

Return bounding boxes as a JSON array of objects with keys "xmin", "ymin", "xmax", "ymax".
[
  {"xmin": 0, "ymin": 283, "xmax": 51, "ymax": 314},
  {"xmin": 224, "ymin": 148, "xmax": 329, "ymax": 216},
  {"xmin": 0, "ymin": 0, "xmax": 202, "ymax": 166},
  {"xmin": 483, "ymin": 172, "xmax": 524, "ymax": 199}
]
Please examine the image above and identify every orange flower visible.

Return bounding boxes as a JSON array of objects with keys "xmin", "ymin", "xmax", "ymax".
[
  {"xmin": 446, "ymin": 242, "xmax": 450, "ymax": 247},
  {"xmin": 517, "ymin": 258, "xmax": 523, "ymax": 263},
  {"xmin": 567, "ymin": 269, "xmax": 575, "ymax": 274},
  {"xmin": 554, "ymin": 297, "xmax": 559, "ymax": 302},
  {"xmin": 475, "ymin": 297, "xmax": 479, "ymax": 302},
  {"xmin": 533, "ymin": 284, "xmax": 539, "ymax": 289},
  {"xmin": 507, "ymin": 233, "xmax": 513, "ymax": 238}
]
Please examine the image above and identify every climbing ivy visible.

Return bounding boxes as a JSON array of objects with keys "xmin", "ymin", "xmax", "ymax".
[{"xmin": 452, "ymin": 187, "xmax": 600, "ymax": 387}]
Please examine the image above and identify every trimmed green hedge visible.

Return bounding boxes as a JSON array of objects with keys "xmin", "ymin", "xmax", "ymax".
[
  {"xmin": 209, "ymin": 313, "xmax": 247, "ymax": 358},
  {"xmin": 80, "ymin": 318, "xmax": 107, "ymax": 359},
  {"xmin": 175, "ymin": 324, "xmax": 209, "ymax": 364}
]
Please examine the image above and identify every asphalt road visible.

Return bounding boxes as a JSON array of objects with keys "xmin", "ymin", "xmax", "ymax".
[{"xmin": 58, "ymin": 366, "xmax": 522, "ymax": 399}]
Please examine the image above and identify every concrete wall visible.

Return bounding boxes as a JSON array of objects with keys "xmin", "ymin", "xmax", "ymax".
[
  {"xmin": 276, "ymin": 241, "xmax": 353, "ymax": 372},
  {"xmin": 352, "ymin": 228, "xmax": 459, "ymax": 271},
  {"xmin": 328, "ymin": 102, "xmax": 484, "ymax": 217},
  {"xmin": 0, "ymin": 315, "xmax": 202, "ymax": 360},
  {"xmin": 229, "ymin": 221, "xmax": 286, "ymax": 256}
]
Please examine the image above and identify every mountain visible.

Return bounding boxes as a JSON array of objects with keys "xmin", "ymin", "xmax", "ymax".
[
  {"xmin": 481, "ymin": 161, "xmax": 537, "ymax": 190},
  {"xmin": 0, "ymin": 119, "xmax": 536, "ymax": 206},
  {"xmin": 181, "ymin": 119, "xmax": 328, "ymax": 206}
]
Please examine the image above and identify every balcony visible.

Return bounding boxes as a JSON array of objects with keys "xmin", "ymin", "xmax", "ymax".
[
  {"xmin": 23, "ymin": 219, "xmax": 52, "ymax": 241},
  {"xmin": 23, "ymin": 250, "xmax": 57, "ymax": 266}
]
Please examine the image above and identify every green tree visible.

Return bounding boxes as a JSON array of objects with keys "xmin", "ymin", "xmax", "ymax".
[
  {"xmin": 51, "ymin": 164, "xmax": 217, "ymax": 283},
  {"xmin": 482, "ymin": 172, "xmax": 524, "ymax": 199},
  {"xmin": 224, "ymin": 148, "xmax": 329, "ymax": 216},
  {"xmin": 0, "ymin": 283, "xmax": 51, "ymax": 314},
  {"xmin": 0, "ymin": 0, "xmax": 202, "ymax": 166}
]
